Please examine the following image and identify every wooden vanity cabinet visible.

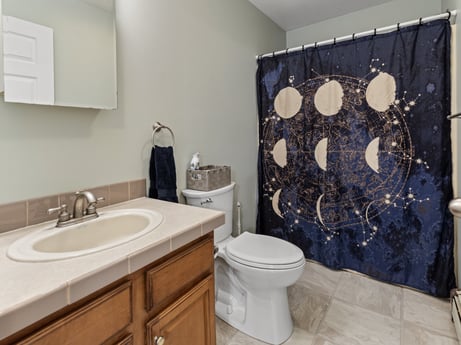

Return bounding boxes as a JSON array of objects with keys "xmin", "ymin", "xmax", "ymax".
[
  {"xmin": 143, "ymin": 236, "xmax": 215, "ymax": 345},
  {"xmin": 146, "ymin": 277, "xmax": 215, "ymax": 345},
  {"xmin": 0, "ymin": 233, "xmax": 215, "ymax": 345}
]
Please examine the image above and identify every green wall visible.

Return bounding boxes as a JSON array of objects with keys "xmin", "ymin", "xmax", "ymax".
[{"xmin": 0, "ymin": 0, "xmax": 285, "ymax": 234}]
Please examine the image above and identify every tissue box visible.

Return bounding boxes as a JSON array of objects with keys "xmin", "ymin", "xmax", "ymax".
[{"xmin": 186, "ymin": 165, "xmax": 231, "ymax": 191}]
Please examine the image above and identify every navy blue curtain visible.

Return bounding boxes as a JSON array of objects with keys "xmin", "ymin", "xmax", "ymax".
[{"xmin": 256, "ymin": 20, "xmax": 455, "ymax": 297}]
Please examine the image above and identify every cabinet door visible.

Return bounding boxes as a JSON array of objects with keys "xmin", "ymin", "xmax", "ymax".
[
  {"xmin": 145, "ymin": 237, "xmax": 213, "ymax": 313},
  {"xmin": 111, "ymin": 334, "xmax": 133, "ymax": 345},
  {"xmin": 146, "ymin": 277, "xmax": 215, "ymax": 345}
]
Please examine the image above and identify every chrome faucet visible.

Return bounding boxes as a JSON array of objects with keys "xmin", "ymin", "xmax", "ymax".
[
  {"xmin": 48, "ymin": 191, "xmax": 105, "ymax": 227},
  {"xmin": 73, "ymin": 191, "xmax": 98, "ymax": 219}
]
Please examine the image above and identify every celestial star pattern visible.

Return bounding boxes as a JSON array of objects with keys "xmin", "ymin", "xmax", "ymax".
[
  {"xmin": 261, "ymin": 63, "xmax": 431, "ymax": 247},
  {"xmin": 256, "ymin": 19, "xmax": 454, "ymax": 297}
]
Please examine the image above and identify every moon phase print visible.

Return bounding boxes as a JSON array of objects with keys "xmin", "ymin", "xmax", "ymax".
[{"xmin": 261, "ymin": 68, "xmax": 427, "ymax": 247}]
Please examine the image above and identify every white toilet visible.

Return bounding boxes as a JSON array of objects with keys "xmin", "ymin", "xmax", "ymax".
[{"xmin": 182, "ymin": 182, "xmax": 305, "ymax": 344}]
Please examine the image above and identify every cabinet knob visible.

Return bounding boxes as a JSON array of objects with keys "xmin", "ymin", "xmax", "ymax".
[{"xmin": 154, "ymin": 336, "xmax": 165, "ymax": 345}]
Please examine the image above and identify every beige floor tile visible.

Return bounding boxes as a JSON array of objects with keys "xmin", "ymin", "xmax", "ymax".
[
  {"xmin": 317, "ymin": 299, "xmax": 400, "ymax": 345},
  {"xmin": 283, "ymin": 328, "xmax": 316, "ymax": 344},
  {"xmin": 218, "ymin": 324, "xmax": 315, "ymax": 345},
  {"xmin": 216, "ymin": 263, "xmax": 457, "ymax": 345},
  {"xmin": 225, "ymin": 330, "xmax": 268, "ymax": 345},
  {"xmin": 288, "ymin": 284, "xmax": 330, "ymax": 333},
  {"xmin": 402, "ymin": 321, "xmax": 458, "ymax": 345},
  {"xmin": 216, "ymin": 317, "xmax": 239, "ymax": 345},
  {"xmin": 312, "ymin": 335, "xmax": 342, "ymax": 345},
  {"xmin": 403, "ymin": 289, "xmax": 456, "ymax": 338},
  {"xmin": 297, "ymin": 261, "xmax": 343, "ymax": 296},
  {"xmin": 334, "ymin": 271, "xmax": 402, "ymax": 319}
]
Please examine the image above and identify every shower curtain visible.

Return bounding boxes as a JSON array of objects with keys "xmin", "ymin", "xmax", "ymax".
[{"xmin": 256, "ymin": 19, "xmax": 455, "ymax": 297}]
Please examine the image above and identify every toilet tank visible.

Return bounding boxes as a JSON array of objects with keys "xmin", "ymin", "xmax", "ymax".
[{"xmin": 182, "ymin": 182, "xmax": 235, "ymax": 243}]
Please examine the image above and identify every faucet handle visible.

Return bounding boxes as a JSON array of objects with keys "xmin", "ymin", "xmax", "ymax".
[
  {"xmin": 86, "ymin": 196, "xmax": 105, "ymax": 215},
  {"xmin": 48, "ymin": 204, "xmax": 71, "ymax": 222}
]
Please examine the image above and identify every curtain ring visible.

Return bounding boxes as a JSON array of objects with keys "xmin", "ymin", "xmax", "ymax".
[
  {"xmin": 272, "ymin": 51, "xmax": 275, "ymax": 58},
  {"xmin": 286, "ymin": 48, "xmax": 289, "ymax": 55},
  {"xmin": 302, "ymin": 45, "xmax": 305, "ymax": 52},
  {"xmin": 352, "ymin": 33, "xmax": 356, "ymax": 41},
  {"xmin": 373, "ymin": 28, "xmax": 377, "ymax": 37},
  {"xmin": 419, "ymin": 17, "xmax": 423, "ymax": 25},
  {"xmin": 397, "ymin": 22, "xmax": 400, "ymax": 31},
  {"xmin": 447, "ymin": 9, "xmax": 452, "ymax": 21},
  {"xmin": 314, "ymin": 42, "xmax": 318, "ymax": 49},
  {"xmin": 333, "ymin": 37, "xmax": 336, "ymax": 45}
]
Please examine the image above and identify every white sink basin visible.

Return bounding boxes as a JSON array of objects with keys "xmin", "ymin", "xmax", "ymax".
[{"xmin": 7, "ymin": 209, "xmax": 163, "ymax": 262}]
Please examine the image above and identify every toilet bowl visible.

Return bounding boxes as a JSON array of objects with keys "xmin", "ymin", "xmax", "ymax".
[{"xmin": 182, "ymin": 182, "xmax": 305, "ymax": 344}]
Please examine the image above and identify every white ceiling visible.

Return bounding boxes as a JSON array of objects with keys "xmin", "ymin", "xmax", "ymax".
[{"xmin": 247, "ymin": 0, "xmax": 393, "ymax": 31}]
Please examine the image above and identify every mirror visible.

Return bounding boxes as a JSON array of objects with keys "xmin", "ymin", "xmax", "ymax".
[
  {"xmin": 2, "ymin": 0, "xmax": 117, "ymax": 109},
  {"xmin": 0, "ymin": 0, "xmax": 3, "ymax": 94}
]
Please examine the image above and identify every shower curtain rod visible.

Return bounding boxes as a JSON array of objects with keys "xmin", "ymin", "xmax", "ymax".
[
  {"xmin": 257, "ymin": 10, "xmax": 457, "ymax": 60},
  {"xmin": 447, "ymin": 112, "xmax": 461, "ymax": 120}
]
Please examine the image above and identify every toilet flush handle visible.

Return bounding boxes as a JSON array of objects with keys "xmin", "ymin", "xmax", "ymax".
[{"xmin": 201, "ymin": 198, "xmax": 213, "ymax": 206}]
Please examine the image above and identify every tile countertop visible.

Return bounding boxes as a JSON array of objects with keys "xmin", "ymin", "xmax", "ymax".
[{"xmin": 0, "ymin": 197, "xmax": 224, "ymax": 340}]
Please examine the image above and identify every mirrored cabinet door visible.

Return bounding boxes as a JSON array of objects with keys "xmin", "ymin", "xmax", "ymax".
[
  {"xmin": 1, "ymin": 0, "xmax": 117, "ymax": 109},
  {"xmin": 0, "ymin": 1, "xmax": 3, "ymax": 94}
]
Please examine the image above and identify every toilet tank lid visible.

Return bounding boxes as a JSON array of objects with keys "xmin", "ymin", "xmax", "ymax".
[
  {"xmin": 182, "ymin": 182, "xmax": 235, "ymax": 198},
  {"xmin": 226, "ymin": 232, "xmax": 305, "ymax": 267}
]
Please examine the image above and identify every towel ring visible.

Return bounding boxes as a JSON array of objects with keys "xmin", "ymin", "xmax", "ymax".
[{"xmin": 152, "ymin": 122, "xmax": 175, "ymax": 146}]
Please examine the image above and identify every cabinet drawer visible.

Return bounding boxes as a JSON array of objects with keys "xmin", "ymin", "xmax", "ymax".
[
  {"xmin": 145, "ymin": 237, "xmax": 213, "ymax": 312},
  {"xmin": 18, "ymin": 282, "xmax": 132, "ymax": 345}
]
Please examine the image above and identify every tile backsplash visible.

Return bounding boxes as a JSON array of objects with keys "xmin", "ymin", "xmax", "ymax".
[{"xmin": 0, "ymin": 179, "xmax": 146, "ymax": 234}]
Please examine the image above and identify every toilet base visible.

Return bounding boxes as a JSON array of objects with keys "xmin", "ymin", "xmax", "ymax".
[
  {"xmin": 216, "ymin": 286, "xmax": 293, "ymax": 345},
  {"xmin": 215, "ymin": 258, "xmax": 293, "ymax": 345}
]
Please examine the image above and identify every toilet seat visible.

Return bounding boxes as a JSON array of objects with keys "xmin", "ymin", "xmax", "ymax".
[{"xmin": 225, "ymin": 232, "xmax": 305, "ymax": 270}]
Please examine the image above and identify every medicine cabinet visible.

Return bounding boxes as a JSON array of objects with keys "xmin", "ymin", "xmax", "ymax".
[{"xmin": 1, "ymin": 0, "xmax": 117, "ymax": 109}]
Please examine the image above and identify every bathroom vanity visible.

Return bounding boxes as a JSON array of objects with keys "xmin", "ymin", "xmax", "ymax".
[{"xmin": 0, "ymin": 198, "xmax": 224, "ymax": 345}]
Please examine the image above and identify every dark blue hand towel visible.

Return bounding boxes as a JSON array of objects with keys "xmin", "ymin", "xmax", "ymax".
[{"xmin": 148, "ymin": 145, "xmax": 178, "ymax": 203}]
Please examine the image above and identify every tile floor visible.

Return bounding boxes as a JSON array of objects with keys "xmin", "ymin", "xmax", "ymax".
[{"xmin": 216, "ymin": 260, "xmax": 458, "ymax": 345}]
